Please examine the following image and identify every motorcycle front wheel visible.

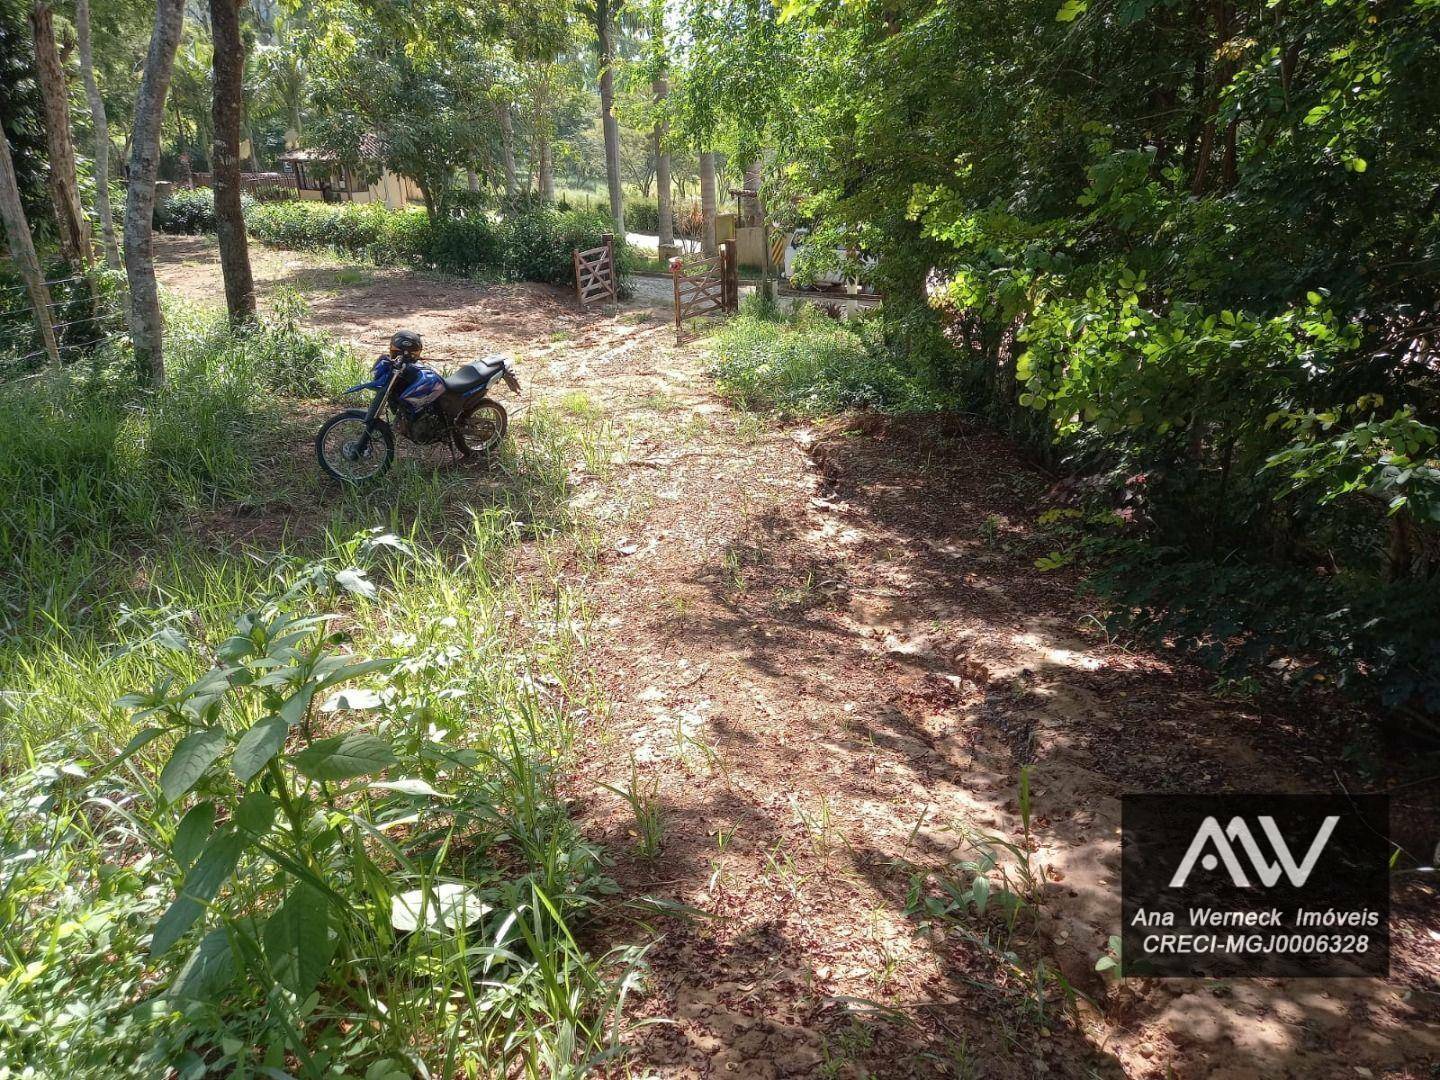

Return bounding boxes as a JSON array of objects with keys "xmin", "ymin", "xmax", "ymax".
[
  {"xmin": 316, "ymin": 409, "xmax": 395, "ymax": 484},
  {"xmin": 453, "ymin": 399, "xmax": 508, "ymax": 457}
]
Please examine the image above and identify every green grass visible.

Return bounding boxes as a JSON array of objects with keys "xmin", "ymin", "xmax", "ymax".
[
  {"xmin": 708, "ymin": 299, "xmax": 946, "ymax": 416},
  {"xmin": 0, "ymin": 305, "xmax": 640, "ymax": 1078}
]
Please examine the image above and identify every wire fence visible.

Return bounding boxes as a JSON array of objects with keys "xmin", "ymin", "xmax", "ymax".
[{"xmin": 0, "ymin": 272, "xmax": 128, "ymax": 372}]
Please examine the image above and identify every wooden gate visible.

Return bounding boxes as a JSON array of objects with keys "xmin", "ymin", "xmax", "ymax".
[
  {"xmin": 671, "ymin": 238, "xmax": 738, "ymax": 342},
  {"xmin": 574, "ymin": 232, "xmax": 618, "ymax": 307}
]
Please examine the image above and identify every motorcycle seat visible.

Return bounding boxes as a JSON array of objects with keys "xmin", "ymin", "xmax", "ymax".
[{"xmin": 443, "ymin": 355, "xmax": 507, "ymax": 394}]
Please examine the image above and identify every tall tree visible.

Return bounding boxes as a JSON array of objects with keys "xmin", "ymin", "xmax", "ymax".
[
  {"xmin": 698, "ymin": 149, "xmax": 716, "ymax": 255},
  {"xmin": 76, "ymin": 0, "xmax": 118, "ymax": 268},
  {"xmin": 124, "ymin": 0, "xmax": 185, "ymax": 384},
  {"xmin": 211, "ymin": 0, "xmax": 255, "ymax": 322},
  {"xmin": 492, "ymin": 96, "xmax": 520, "ymax": 196},
  {"xmin": 30, "ymin": 1, "xmax": 91, "ymax": 265},
  {"xmin": 0, "ymin": 131, "xmax": 59, "ymax": 365},
  {"xmin": 653, "ymin": 71, "xmax": 672, "ymax": 251},
  {"xmin": 587, "ymin": 0, "xmax": 625, "ymax": 232}
]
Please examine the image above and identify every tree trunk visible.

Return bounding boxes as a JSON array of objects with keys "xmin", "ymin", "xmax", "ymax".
[
  {"xmin": 741, "ymin": 158, "xmax": 762, "ymax": 227},
  {"xmin": 30, "ymin": 1, "xmax": 91, "ymax": 265},
  {"xmin": 538, "ymin": 137, "xmax": 554, "ymax": 201},
  {"xmin": 0, "ymin": 133, "xmax": 60, "ymax": 365},
  {"xmin": 533, "ymin": 72, "xmax": 556, "ymax": 202},
  {"xmin": 699, "ymin": 150, "xmax": 717, "ymax": 256},
  {"xmin": 493, "ymin": 99, "xmax": 519, "ymax": 196},
  {"xmin": 76, "ymin": 0, "xmax": 118, "ymax": 268},
  {"xmin": 596, "ymin": 0, "xmax": 624, "ymax": 232},
  {"xmin": 211, "ymin": 0, "xmax": 255, "ymax": 324},
  {"xmin": 124, "ymin": 0, "xmax": 186, "ymax": 385},
  {"xmin": 654, "ymin": 74, "xmax": 673, "ymax": 249}
]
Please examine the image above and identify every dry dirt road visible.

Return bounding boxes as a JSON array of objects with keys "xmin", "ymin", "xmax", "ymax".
[{"xmin": 156, "ymin": 235, "xmax": 1440, "ymax": 1079}]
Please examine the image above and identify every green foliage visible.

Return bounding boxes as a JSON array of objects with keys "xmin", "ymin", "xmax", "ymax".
[
  {"xmin": 1085, "ymin": 540, "xmax": 1440, "ymax": 723},
  {"xmin": 154, "ymin": 189, "xmax": 218, "ymax": 234},
  {"xmin": 0, "ymin": 266, "xmax": 128, "ymax": 375},
  {"xmin": 686, "ymin": 0, "xmax": 1440, "ymax": 716},
  {"xmin": 0, "ymin": 301, "xmax": 359, "ymax": 648},
  {"xmin": 710, "ymin": 304, "xmax": 949, "ymax": 415},
  {"xmin": 244, "ymin": 200, "xmax": 628, "ymax": 285},
  {"xmin": 1265, "ymin": 400, "xmax": 1440, "ymax": 524},
  {"xmin": 0, "ymin": 0, "xmax": 48, "ymax": 224},
  {"xmin": 0, "ymin": 307, "xmax": 643, "ymax": 1073}
]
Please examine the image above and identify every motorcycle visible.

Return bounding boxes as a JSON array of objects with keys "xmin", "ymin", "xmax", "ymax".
[{"xmin": 315, "ymin": 329, "xmax": 521, "ymax": 484}]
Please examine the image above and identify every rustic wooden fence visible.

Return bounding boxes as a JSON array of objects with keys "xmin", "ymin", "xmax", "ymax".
[
  {"xmin": 573, "ymin": 232, "xmax": 618, "ymax": 307},
  {"xmin": 670, "ymin": 238, "xmax": 738, "ymax": 342}
]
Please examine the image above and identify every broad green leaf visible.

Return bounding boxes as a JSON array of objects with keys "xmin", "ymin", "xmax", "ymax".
[
  {"xmin": 313, "ymin": 656, "xmax": 397, "ymax": 690},
  {"xmin": 277, "ymin": 684, "xmax": 317, "ymax": 727},
  {"xmin": 151, "ymin": 832, "xmax": 245, "ymax": 956},
  {"xmin": 971, "ymin": 875, "xmax": 990, "ymax": 914},
  {"xmin": 178, "ymin": 667, "xmax": 232, "ymax": 714},
  {"xmin": 263, "ymin": 883, "xmax": 335, "ymax": 997},
  {"xmin": 172, "ymin": 801, "xmax": 216, "ymax": 869},
  {"xmin": 334, "ymin": 568, "xmax": 377, "ymax": 599},
  {"xmin": 111, "ymin": 725, "xmax": 166, "ymax": 766},
  {"xmin": 369, "ymin": 778, "xmax": 444, "ymax": 798},
  {"xmin": 160, "ymin": 729, "xmax": 227, "ymax": 803},
  {"xmin": 291, "ymin": 733, "xmax": 396, "ymax": 782},
  {"xmin": 321, "ymin": 688, "xmax": 384, "ymax": 711},
  {"xmin": 152, "ymin": 626, "xmax": 190, "ymax": 653},
  {"xmin": 170, "ymin": 927, "xmax": 235, "ymax": 1001},
  {"xmin": 235, "ymin": 789, "xmax": 277, "ymax": 836},
  {"xmin": 232, "ymin": 716, "xmax": 289, "ymax": 783},
  {"xmin": 391, "ymin": 883, "xmax": 490, "ymax": 933},
  {"xmin": 215, "ymin": 634, "xmax": 257, "ymax": 662}
]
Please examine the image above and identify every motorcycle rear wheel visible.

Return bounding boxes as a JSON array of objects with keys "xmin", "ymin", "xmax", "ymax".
[
  {"xmin": 316, "ymin": 409, "xmax": 395, "ymax": 484},
  {"xmin": 453, "ymin": 399, "xmax": 508, "ymax": 457}
]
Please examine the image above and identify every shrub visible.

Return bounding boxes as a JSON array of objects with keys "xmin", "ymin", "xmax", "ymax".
[
  {"xmin": 154, "ymin": 189, "xmax": 216, "ymax": 234},
  {"xmin": 710, "ymin": 303, "xmax": 945, "ymax": 415},
  {"xmin": 616, "ymin": 198, "xmax": 701, "ymax": 238},
  {"xmin": 1085, "ymin": 539, "xmax": 1440, "ymax": 730},
  {"xmin": 245, "ymin": 200, "xmax": 627, "ymax": 287},
  {"xmin": 626, "ymin": 200, "xmax": 659, "ymax": 234}
]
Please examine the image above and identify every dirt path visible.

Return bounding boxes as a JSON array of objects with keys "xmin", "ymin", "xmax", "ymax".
[{"xmin": 156, "ymin": 237, "xmax": 1440, "ymax": 1079}]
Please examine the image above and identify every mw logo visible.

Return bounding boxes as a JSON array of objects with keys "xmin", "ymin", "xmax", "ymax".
[{"xmin": 1169, "ymin": 815, "xmax": 1341, "ymax": 888}]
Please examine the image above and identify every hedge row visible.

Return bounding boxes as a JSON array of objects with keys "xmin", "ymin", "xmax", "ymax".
[{"xmin": 154, "ymin": 192, "xmax": 629, "ymax": 286}]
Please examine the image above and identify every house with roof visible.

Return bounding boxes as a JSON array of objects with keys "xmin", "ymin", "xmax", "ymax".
[{"xmin": 276, "ymin": 131, "xmax": 422, "ymax": 210}]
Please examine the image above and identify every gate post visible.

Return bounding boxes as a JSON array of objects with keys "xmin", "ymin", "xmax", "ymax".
[
  {"xmin": 721, "ymin": 238, "xmax": 738, "ymax": 313},
  {"xmin": 670, "ymin": 255, "xmax": 683, "ymax": 343},
  {"xmin": 602, "ymin": 232, "xmax": 616, "ymax": 303}
]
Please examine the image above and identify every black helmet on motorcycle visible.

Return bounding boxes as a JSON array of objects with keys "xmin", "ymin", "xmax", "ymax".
[{"xmin": 389, "ymin": 329, "xmax": 423, "ymax": 357}]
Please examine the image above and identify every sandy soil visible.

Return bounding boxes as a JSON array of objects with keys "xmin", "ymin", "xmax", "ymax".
[{"xmin": 156, "ymin": 235, "xmax": 1440, "ymax": 1079}]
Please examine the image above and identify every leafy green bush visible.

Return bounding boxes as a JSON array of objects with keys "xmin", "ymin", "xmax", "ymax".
[
  {"xmin": 710, "ymin": 302, "xmax": 947, "ymax": 415},
  {"xmin": 244, "ymin": 201, "xmax": 626, "ymax": 286},
  {"xmin": 153, "ymin": 189, "xmax": 216, "ymax": 234},
  {"xmin": 626, "ymin": 200, "xmax": 659, "ymax": 234},
  {"xmin": 0, "ymin": 266, "xmax": 127, "ymax": 375},
  {"xmin": 1085, "ymin": 539, "xmax": 1440, "ymax": 729}
]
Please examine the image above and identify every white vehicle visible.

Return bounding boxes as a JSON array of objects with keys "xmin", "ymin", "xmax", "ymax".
[{"xmin": 781, "ymin": 227, "xmax": 877, "ymax": 289}]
